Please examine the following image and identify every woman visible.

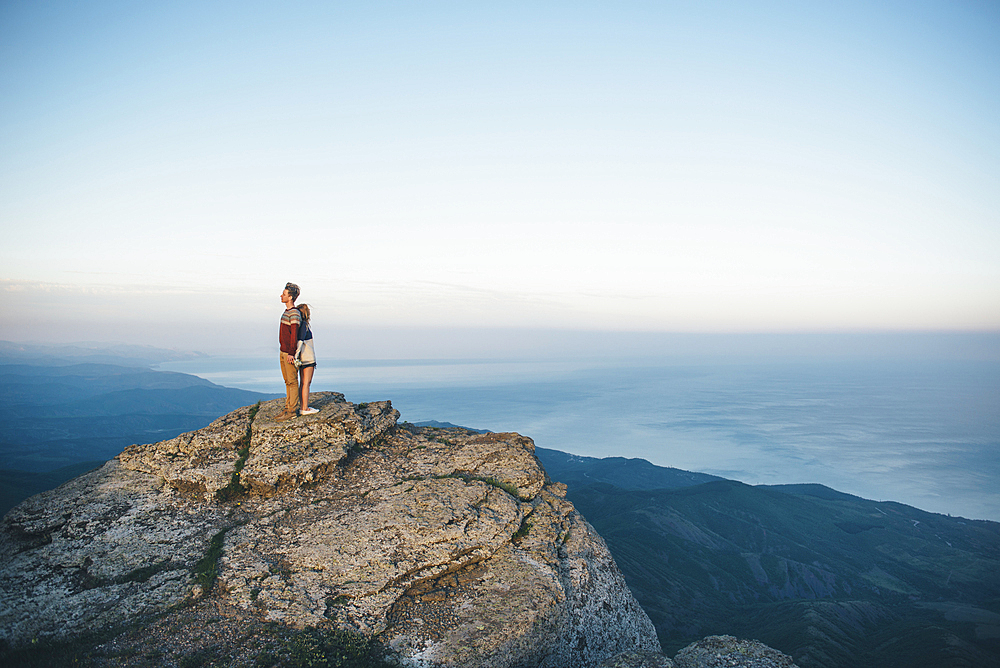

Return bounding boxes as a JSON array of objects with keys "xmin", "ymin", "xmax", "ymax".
[{"xmin": 295, "ymin": 303, "xmax": 318, "ymax": 415}]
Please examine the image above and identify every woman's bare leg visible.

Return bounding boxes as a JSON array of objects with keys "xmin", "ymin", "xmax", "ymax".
[{"xmin": 299, "ymin": 366, "xmax": 315, "ymax": 411}]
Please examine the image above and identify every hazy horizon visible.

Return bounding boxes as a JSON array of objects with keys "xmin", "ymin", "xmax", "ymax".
[
  {"xmin": 2, "ymin": 336, "xmax": 998, "ymax": 521},
  {"xmin": 2, "ymin": 329, "xmax": 999, "ymax": 363}
]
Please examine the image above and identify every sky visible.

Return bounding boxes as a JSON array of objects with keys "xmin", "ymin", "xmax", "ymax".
[{"xmin": 1, "ymin": 1, "xmax": 998, "ymax": 356}]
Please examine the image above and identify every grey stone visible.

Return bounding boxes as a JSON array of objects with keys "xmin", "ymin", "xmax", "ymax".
[
  {"xmin": 600, "ymin": 650, "xmax": 675, "ymax": 667},
  {"xmin": 0, "ymin": 460, "xmax": 234, "ymax": 645},
  {"xmin": 673, "ymin": 635, "xmax": 799, "ymax": 668},
  {"xmin": 0, "ymin": 393, "xmax": 661, "ymax": 668}
]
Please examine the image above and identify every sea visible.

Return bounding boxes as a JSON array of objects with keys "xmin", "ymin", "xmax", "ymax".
[{"xmin": 158, "ymin": 355, "xmax": 1000, "ymax": 523}]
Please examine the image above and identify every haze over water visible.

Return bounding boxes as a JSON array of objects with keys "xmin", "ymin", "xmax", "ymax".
[{"xmin": 161, "ymin": 351, "xmax": 1000, "ymax": 523}]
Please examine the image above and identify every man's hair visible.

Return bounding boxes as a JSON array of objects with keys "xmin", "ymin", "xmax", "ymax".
[{"xmin": 285, "ymin": 282, "xmax": 300, "ymax": 302}]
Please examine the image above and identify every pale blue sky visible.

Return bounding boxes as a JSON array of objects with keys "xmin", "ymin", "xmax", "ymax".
[{"xmin": 1, "ymin": 1, "xmax": 998, "ymax": 354}]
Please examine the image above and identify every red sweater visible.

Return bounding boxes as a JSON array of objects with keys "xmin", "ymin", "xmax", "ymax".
[{"xmin": 279, "ymin": 308, "xmax": 301, "ymax": 354}]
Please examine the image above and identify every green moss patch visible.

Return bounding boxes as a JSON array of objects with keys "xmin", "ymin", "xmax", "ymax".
[{"xmin": 215, "ymin": 402, "xmax": 261, "ymax": 503}]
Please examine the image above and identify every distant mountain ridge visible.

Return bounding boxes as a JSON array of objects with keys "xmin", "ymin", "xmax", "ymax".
[
  {"xmin": 0, "ymin": 340, "xmax": 206, "ymax": 366},
  {"xmin": 0, "ymin": 361, "xmax": 217, "ymax": 405},
  {"xmin": 534, "ymin": 446, "xmax": 724, "ymax": 491}
]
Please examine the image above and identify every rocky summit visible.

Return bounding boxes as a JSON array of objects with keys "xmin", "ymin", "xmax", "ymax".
[{"xmin": 0, "ymin": 392, "xmax": 664, "ymax": 667}]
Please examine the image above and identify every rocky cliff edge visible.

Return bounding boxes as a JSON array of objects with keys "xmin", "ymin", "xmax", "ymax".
[{"xmin": 0, "ymin": 392, "xmax": 662, "ymax": 667}]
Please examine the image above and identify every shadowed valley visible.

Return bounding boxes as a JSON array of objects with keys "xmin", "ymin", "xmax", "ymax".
[{"xmin": 534, "ymin": 448, "xmax": 1000, "ymax": 668}]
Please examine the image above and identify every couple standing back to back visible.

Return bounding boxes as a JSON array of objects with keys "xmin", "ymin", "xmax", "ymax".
[{"xmin": 277, "ymin": 282, "xmax": 317, "ymax": 422}]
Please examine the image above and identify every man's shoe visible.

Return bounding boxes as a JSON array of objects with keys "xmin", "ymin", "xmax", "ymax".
[
  {"xmin": 275, "ymin": 411, "xmax": 296, "ymax": 422},
  {"xmin": 300, "ymin": 407, "xmax": 319, "ymax": 416}
]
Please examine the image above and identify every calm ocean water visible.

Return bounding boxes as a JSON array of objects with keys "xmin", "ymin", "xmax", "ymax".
[{"xmin": 159, "ymin": 356, "xmax": 1000, "ymax": 522}]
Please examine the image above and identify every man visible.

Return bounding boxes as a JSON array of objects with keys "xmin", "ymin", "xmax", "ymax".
[{"xmin": 277, "ymin": 282, "xmax": 302, "ymax": 421}]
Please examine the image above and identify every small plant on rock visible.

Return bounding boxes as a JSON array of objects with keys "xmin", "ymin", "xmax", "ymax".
[{"xmin": 279, "ymin": 627, "xmax": 395, "ymax": 668}]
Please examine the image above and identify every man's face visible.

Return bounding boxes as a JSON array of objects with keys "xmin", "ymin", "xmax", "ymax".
[{"xmin": 281, "ymin": 289, "xmax": 291, "ymax": 305}]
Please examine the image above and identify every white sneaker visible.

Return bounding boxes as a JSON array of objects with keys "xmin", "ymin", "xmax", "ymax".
[{"xmin": 300, "ymin": 407, "xmax": 319, "ymax": 415}]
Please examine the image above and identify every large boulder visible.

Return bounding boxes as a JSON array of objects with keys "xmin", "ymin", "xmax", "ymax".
[
  {"xmin": 673, "ymin": 636, "xmax": 799, "ymax": 668},
  {"xmin": 0, "ymin": 392, "xmax": 660, "ymax": 667}
]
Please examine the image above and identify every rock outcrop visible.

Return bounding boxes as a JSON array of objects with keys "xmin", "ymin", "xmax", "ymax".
[
  {"xmin": 596, "ymin": 636, "xmax": 801, "ymax": 668},
  {"xmin": 672, "ymin": 636, "xmax": 799, "ymax": 668},
  {"xmin": 0, "ymin": 393, "xmax": 661, "ymax": 667}
]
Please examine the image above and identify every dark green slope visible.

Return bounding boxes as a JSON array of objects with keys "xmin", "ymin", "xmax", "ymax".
[
  {"xmin": 0, "ymin": 412, "xmax": 234, "ymax": 472},
  {"xmin": 39, "ymin": 385, "xmax": 269, "ymax": 417},
  {"xmin": 535, "ymin": 446, "xmax": 723, "ymax": 491},
  {"xmin": 0, "ymin": 361, "xmax": 278, "ymax": 514},
  {"xmin": 0, "ymin": 461, "xmax": 104, "ymax": 519},
  {"xmin": 568, "ymin": 480, "xmax": 1000, "ymax": 668}
]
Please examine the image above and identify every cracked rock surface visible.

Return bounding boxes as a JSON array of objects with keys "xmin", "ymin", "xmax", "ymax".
[{"xmin": 0, "ymin": 392, "xmax": 661, "ymax": 667}]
